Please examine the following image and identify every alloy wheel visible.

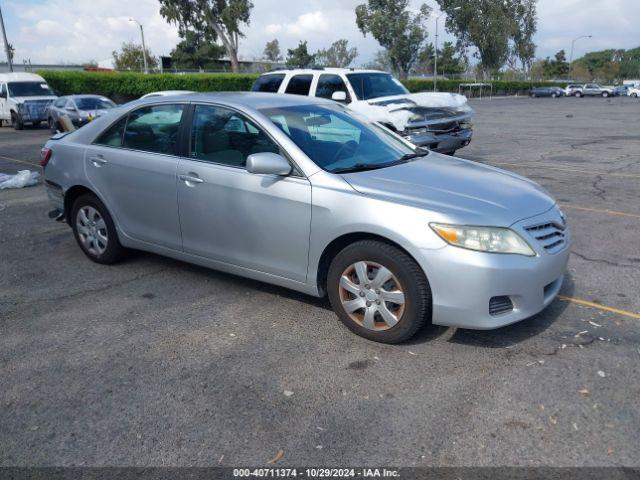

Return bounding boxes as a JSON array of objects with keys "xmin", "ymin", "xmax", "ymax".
[
  {"xmin": 338, "ymin": 260, "xmax": 406, "ymax": 331},
  {"xmin": 76, "ymin": 206, "xmax": 108, "ymax": 256}
]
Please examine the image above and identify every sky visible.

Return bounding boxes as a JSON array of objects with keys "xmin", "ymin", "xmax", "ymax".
[{"xmin": 1, "ymin": 0, "xmax": 638, "ymax": 67}]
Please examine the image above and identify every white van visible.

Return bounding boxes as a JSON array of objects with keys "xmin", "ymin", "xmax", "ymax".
[{"xmin": 0, "ymin": 72, "xmax": 57, "ymax": 130}]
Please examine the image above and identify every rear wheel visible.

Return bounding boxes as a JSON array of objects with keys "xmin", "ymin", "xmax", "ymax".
[
  {"xmin": 327, "ymin": 240, "xmax": 432, "ymax": 344},
  {"xmin": 551, "ymin": 93, "xmax": 557, "ymax": 98},
  {"xmin": 602, "ymin": 92, "xmax": 609, "ymax": 98},
  {"xmin": 575, "ymin": 91, "xmax": 582, "ymax": 98},
  {"xmin": 632, "ymin": 93, "xmax": 638, "ymax": 98},
  {"xmin": 71, "ymin": 193, "xmax": 125, "ymax": 264}
]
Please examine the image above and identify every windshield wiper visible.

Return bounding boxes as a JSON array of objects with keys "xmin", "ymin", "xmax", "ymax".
[
  {"xmin": 395, "ymin": 149, "xmax": 429, "ymax": 163},
  {"xmin": 332, "ymin": 163, "xmax": 389, "ymax": 174}
]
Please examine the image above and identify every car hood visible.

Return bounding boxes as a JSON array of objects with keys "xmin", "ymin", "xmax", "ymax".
[
  {"xmin": 340, "ymin": 153, "xmax": 555, "ymax": 227},
  {"xmin": 12, "ymin": 96, "xmax": 57, "ymax": 104}
]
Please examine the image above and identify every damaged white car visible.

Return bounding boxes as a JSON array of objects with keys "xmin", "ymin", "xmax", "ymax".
[{"xmin": 252, "ymin": 68, "xmax": 473, "ymax": 155}]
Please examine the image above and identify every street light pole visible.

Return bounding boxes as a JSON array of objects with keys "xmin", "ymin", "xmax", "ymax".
[
  {"xmin": 433, "ymin": 6, "xmax": 460, "ymax": 92},
  {"xmin": 569, "ymin": 35, "xmax": 592, "ymax": 80},
  {"xmin": 0, "ymin": 2, "xmax": 13, "ymax": 72},
  {"xmin": 129, "ymin": 18, "xmax": 148, "ymax": 74},
  {"xmin": 434, "ymin": 13, "xmax": 443, "ymax": 92}
]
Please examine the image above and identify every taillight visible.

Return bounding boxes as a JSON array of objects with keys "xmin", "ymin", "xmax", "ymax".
[{"xmin": 40, "ymin": 147, "xmax": 52, "ymax": 167}]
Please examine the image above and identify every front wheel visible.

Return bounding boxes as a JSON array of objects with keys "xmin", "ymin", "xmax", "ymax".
[
  {"xmin": 575, "ymin": 92, "xmax": 582, "ymax": 98},
  {"xmin": 11, "ymin": 112, "xmax": 23, "ymax": 130},
  {"xmin": 632, "ymin": 93, "xmax": 638, "ymax": 98},
  {"xmin": 327, "ymin": 240, "xmax": 432, "ymax": 344},
  {"xmin": 602, "ymin": 92, "xmax": 609, "ymax": 98},
  {"xmin": 71, "ymin": 193, "xmax": 125, "ymax": 264}
]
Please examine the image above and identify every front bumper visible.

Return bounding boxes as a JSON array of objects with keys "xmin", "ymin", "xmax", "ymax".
[
  {"xmin": 416, "ymin": 209, "xmax": 570, "ymax": 329},
  {"xmin": 403, "ymin": 128, "xmax": 473, "ymax": 154}
]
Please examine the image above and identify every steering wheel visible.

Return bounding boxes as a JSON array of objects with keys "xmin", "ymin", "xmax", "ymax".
[{"xmin": 330, "ymin": 140, "xmax": 359, "ymax": 165}]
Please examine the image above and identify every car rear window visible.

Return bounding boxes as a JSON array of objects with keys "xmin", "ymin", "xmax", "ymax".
[
  {"xmin": 251, "ymin": 74, "xmax": 286, "ymax": 93},
  {"xmin": 285, "ymin": 75, "xmax": 313, "ymax": 96}
]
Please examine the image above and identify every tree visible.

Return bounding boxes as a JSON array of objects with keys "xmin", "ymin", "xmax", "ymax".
[
  {"xmin": 540, "ymin": 50, "xmax": 569, "ymax": 79},
  {"xmin": 286, "ymin": 41, "xmax": 315, "ymax": 68},
  {"xmin": 436, "ymin": 0, "xmax": 534, "ymax": 77},
  {"xmin": 159, "ymin": 0, "xmax": 253, "ymax": 73},
  {"xmin": 171, "ymin": 30, "xmax": 225, "ymax": 69},
  {"xmin": 511, "ymin": 0, "xmax": 537, "ymax": 73},
  {"xmin": 315, "ymin": 39, "xmax": 358, "ymax": 68},
  {"xmin": 361, "ymin": 49, "xmax": 393, "ymax": 71},
  {"xmin": 355, "ymin": 0, "xmax": 431, "ymax": 78},
  {"xmin": 436, "ymin": 41, "xmax": 466, "ymax": 75},
  {"xmin": 263, "ymin": 39, "xmax": 282, "ymax": 63},
  {"xmin": 413, "ymin": 43, "xmax": 435, "ymax": 75},
  {"xmin": 112, "ymin": 42, "xmax": 158, "ymax": 71}
]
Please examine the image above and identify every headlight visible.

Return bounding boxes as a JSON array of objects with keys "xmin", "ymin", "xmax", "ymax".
[{"xmin": 430, "ymin": 223, "xmax": 535, "ymax": 256}]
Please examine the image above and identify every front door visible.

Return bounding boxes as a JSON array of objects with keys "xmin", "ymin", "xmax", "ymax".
[
  {"xmin": 177, "ymin": 104, "xmax": 312, "ymax": 282},
  {"xmin": 0, "ymin": 83, "xmax": 9, "ymax": 121},
  {"xmin": 85, "ymin": 104, "xmax": 186, "ymax": 250}
]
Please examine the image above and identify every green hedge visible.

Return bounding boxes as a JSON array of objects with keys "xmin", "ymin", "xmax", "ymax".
[
  {"xmin": 37, "ymin": 71, "xmax": 259, "ymax": 102},
  {"xmin": 38, "ymin": 70, "xmax": 567, "ymax": 101}
]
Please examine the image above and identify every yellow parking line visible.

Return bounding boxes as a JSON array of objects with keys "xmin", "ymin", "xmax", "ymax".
[
  {"xmin": 559, "ymin": 204, "xmax": 640, "ymax": 219},
  {"xmin": 490, "ymin": 162, "xmax": 640, "ymax": 179},
  {"xmin": 0, "ymin": 154, "xmax": 38, "ymax": 167},
  {"xmin": 558, "ymin": 296, "xmax": 640, "ymax": 320}
]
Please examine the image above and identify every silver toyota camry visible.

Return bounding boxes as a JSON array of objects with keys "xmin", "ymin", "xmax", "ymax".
[{"xmin": 41, "ymin": 92, "xmax": 570, "ymax": 343}]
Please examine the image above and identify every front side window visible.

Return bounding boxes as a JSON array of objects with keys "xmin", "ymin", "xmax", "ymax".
[
  {"xmin": 315, "ymin": 74, "xmax": 351, "ymax": 102},
  {"xmin": 0, "ymin": 84, "xmax": 5, "ymax": 96},
  {"xmin": 94, "ymin": 116, "xmax": 128, "ymax": 147},
  {"xmin": 285, "ymin": 75, "xmax": 313, "ymax": 96},
  {"xmin": 345, "ymin": 73, "xmax": 408, "ymax": 100},
  {"xmin": 190, "ymin": 104, "xmax": 279, "ymax": 167},
  {"xmin": 123, "ymin": 104, "xmax": 185, "ymax": 155},
  {"xmin": 251, "ymin": 74, "xmax": 286, "ymax": 93},
  {"xmin": 260, "ymin": 104, "xmax": 418, "ymax": 173},
  {"xmin": 7, "ymin": 82, "xmax": 55, "ymax": 97},
  {"xmin": 53, "ymin": 97, "xmax": 67, "ymax": 108}
]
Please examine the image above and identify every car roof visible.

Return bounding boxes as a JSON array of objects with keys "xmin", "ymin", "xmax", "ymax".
[
  {"xmin": 0, "ymin": 72, "xmax": 47, "ymax": 82},
  {"xmin": 261, "ymin": 68, "xmax": 385, "ymax": 76},
  {"xmin": 132, "ymin": 91, "xmax": 338, "ymax": 110}
]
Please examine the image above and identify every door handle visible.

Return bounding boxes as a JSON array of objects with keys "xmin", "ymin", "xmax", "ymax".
[
  {"xmin": 179, "ymin": 173, "xmax": 204, "ymax": 185},
  {"xmin": 89, "ymin": 155, "xmax": 107, "ymax": 167}
]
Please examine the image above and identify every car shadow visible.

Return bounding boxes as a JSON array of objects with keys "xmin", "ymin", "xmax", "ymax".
[{"xmin": 127, "ymin": 250, "xmax": 574, "ymax": 348}]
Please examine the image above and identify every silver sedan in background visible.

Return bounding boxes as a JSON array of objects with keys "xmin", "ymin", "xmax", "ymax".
[
  {"xmin": 41, "ymin": 93, "xmax": 570, "ymax": 343},
  {"xmin": 47, "ymin": 94, "xmax": 116, "ymax": 132}
]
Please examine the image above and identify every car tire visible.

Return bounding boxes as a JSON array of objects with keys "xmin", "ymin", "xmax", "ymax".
[
  {"xmin": 551, "ymin": 93, "xmax": 557, "ymax": 98},
  {"xmin": 327, "ymin": 240, "xmax": 432, "ymax": 344},
  {"xmin": 633, "ymin": 93, "xmax": 638, "ymax": 98},
  {"xmin": 575, "ymin": 92, "xmax": 582, "ymax": 98},
  {"xmin": 71, "ymin": 193, "xmax": 125, "ymax": 265},
  {"xmin": 602, "ymin": 92, "xmax": 609, "ymax": 98},
  {"xmin": 11, "ymin": 112, "xmax": 23, "ymax": 130}
]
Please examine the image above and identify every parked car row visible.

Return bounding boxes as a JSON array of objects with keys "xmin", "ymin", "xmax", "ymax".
[{"xmin": 531, "ymin": 83, "xmax": 639, "ymax": 98}]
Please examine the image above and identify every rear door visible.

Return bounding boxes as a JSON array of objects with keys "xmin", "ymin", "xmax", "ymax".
[
  {"xmin": 85, "ymin": 103, "xmax": 186, "ymax": 250},
  {"xmin": 176, "ymin": 103, "xmax": 312, "ymax": 282}
]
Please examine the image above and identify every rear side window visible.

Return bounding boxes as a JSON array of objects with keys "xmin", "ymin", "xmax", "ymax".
[
  {"xmin": 315, "ymin": 74, "xmax": 351, "ymax": 102},
  {"xmin": 123, "ymin": 104, "xmax": 185, "ymax": 155},
  {"xmin": 94, "ymin": 116, "xmax": 128, "ymax": 147},
  {"xmin": 252, "ymin": 74, "xmax": 286, "ymax": 93},
  {"xmin": 285, "ymin": 75, "xmax": 313, "ymax": 96}
]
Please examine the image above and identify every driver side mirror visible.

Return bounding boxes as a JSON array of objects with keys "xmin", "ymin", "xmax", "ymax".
[
  {"xmin": 246, "ymin": 152, "xmax": 292, "ymax": 176},
  {"xmin": 331, "ymin": 91, "xmax": 347, "ymax": 102}
]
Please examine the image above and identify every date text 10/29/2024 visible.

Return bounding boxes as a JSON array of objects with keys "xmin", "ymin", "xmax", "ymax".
[{"xmin": 233, "ymin": 468, "xmax": 400, "ymax": 478}]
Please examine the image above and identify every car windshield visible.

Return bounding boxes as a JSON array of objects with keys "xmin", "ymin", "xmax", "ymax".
[
  {"xmin": 7, "ymin": 82, "xmax": 55, "ymax": 97},
  {"xmin": 260, "ymin": 104, "xmax": 423, "ymax": 174},
  {"xmin": 75, "ymin": 97, "xmax": 115, "ymax": 110},
  {"xmin": 346, "ymin": 73, "xmax": 409, "ymax": 100}
]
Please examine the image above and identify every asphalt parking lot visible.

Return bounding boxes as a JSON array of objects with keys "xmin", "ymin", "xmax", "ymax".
[{"xmin": 1, "ymin": 96, "xmax": 639, "ymax": 467}]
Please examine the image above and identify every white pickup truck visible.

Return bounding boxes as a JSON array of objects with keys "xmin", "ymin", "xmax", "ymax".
[
  {"xmin": 252, "ymin": 68, "xmax": 474, "ymax": 155},
  {"xmin": 0, "ymin": 72, "xmax": 57, "ymax": 130}
]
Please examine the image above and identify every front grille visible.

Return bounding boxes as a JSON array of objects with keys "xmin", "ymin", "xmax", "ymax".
[
  {"xmin": 23, "ymin": 100, "xmax": 53, "ymax": 120},
  {"xmin": 489, "ymin": 296, "xmax": 513, "ymax": 316},
  {"xmin": 525, "ymin": 221, "xmax": 566, "ymax": 253}
]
